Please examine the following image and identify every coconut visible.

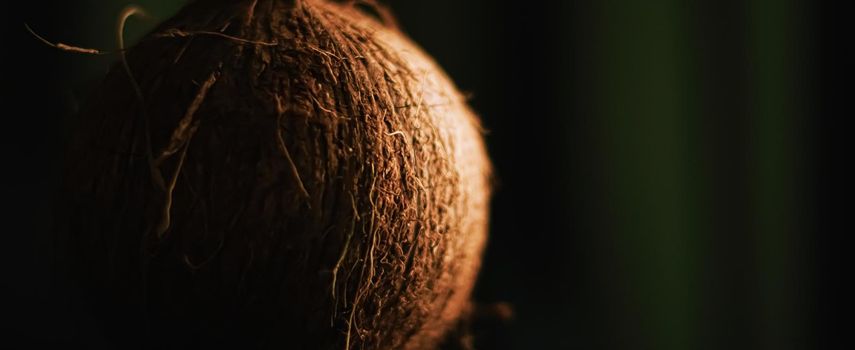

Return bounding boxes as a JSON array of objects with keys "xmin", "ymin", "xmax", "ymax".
[{"xmin": 57, "ymin": 0, "xmax": 491, "ymax": 349}]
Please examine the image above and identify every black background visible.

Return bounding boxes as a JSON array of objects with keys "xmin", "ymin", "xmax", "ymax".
[{"xmin": 1, "ymin": 0, "xmax": 837, "ymax": 349}]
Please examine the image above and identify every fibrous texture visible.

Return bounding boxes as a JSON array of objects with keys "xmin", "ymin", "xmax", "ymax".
[{"xmin": 59, "ymin": 0, "xmax": 491, "ymax": 349}]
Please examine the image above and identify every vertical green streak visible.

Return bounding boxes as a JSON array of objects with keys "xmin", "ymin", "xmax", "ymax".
[
  {"xmin": 748, "ymin": 0, "xmax": 801, "ymax": 348},
  {"xmin": 593, "ymin": 1, "xmax": 697, "ymax": 349}
]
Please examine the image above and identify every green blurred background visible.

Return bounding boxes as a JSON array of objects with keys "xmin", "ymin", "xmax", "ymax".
[{"xmin": 5, "ymin": 0, "xmax": 822, "ymax": 348}]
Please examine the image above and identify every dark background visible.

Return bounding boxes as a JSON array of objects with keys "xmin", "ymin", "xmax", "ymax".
[{"xmin": 2, "ymin": 0, "xmax": 835, "ymax": 349}]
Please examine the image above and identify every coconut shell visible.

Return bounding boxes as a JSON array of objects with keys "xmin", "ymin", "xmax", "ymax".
[{"xmin": 58, "ymin": 0, "xmax": 491, "ymax": 349}]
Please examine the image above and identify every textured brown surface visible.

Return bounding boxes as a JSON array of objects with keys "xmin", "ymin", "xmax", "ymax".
[{"xmin": 58, "ymin": 0, "xmax": 491, "ymax": 348}]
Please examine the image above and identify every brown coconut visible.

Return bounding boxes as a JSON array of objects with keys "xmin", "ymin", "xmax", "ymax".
[{"xmin": 57, "ymin": 0, "xmax": 491, "ymax": 349}]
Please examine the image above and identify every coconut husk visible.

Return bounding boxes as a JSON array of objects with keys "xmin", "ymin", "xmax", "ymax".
[{"xmin": 57, "ymin": 0, "xmax": 492, "ymax": 349}]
